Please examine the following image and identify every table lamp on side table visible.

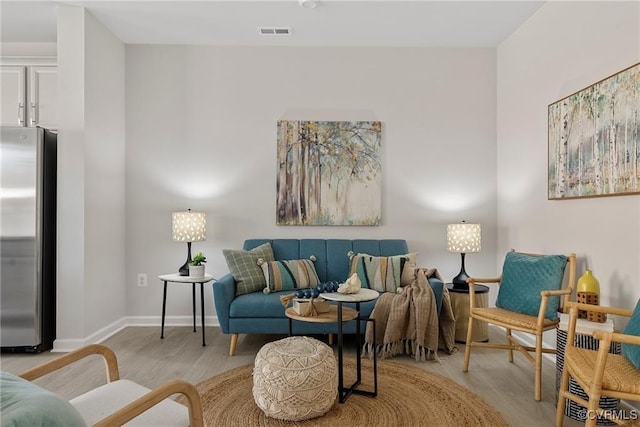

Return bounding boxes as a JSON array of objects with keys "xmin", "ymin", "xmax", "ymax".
[
  {"xmin": 172, "ymin": 209, "xmax": 206, "ymax": 276},
  {"xmin": 447, "ymin": 221, "xmax": 481, "ymax": 290}
]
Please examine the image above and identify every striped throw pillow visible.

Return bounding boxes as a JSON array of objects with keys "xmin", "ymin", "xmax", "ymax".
[
  {"xmin": 261, "ymin": 259, "xmax": 321, "ymax": 293},
  {"xmin": 349, "ymin": 254, "xmax": 408, "ymax": 293}
]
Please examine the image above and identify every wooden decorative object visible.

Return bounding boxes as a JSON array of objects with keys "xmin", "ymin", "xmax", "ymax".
[{"xmin": 577, "ymin": 292, "xmax": 607, "ymax": 323}]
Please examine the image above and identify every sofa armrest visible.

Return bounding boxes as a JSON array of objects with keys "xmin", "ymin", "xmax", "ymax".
[
  {"xmin": 427, "ymin": 276, "xmax": 444, "ymax": 315},
  {"xmin": 212, "ymin": 273, "xmax": 235, "ymax": 333}
]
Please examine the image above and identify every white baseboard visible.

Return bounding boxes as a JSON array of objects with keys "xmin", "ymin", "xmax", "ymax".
[
  {"xmin": 53, "ymin": 317, "xmax": 128, "ymax": 352},
  {"xmin": 53, "ymin": 315, "xmax": 219, "ymax": 352},
  {"xmin": 125, "ymin": 315, "xmax": 220, "ymax": 327}
]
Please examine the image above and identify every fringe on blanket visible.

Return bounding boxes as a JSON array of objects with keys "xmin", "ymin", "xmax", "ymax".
[{"xmin": 363, "ymin": 339, "xmax": 437, "ymax": 362}]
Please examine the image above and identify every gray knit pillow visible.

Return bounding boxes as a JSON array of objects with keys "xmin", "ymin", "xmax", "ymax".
[{"xmin": 223, "ymin": 243, "xmax": 275, "ymax": 296}]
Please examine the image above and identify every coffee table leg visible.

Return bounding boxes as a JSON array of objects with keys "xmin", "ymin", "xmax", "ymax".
[
  {"xmin": 356, "ymin": 302, "xmax": 362, "ymax": 384},
  {"xmin": 337, "ymin": 302, "xmax": 345, "ymax": 403},
  {"xmin": 372, "ymin": 318, "xmax": 377, "ymax": 396}
]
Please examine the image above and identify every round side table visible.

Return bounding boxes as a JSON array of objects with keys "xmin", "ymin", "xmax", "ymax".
[
  {"xmin": 447, "ymin": 283, "xmax": 490, "ymax": 343},
  {"xmin": 317, "ymin": 288, "xmax": 379, "ymax": 403}
]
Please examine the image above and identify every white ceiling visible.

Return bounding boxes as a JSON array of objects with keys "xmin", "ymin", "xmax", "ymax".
[{"xmin": 1, "ymin": 0, "xmax": 545, "ymax": 47}]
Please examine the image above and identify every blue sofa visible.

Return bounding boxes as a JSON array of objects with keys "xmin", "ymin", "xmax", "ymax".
[{"xmin": 213, "ymin": 239, "xmax": 444, "ymax": 355}]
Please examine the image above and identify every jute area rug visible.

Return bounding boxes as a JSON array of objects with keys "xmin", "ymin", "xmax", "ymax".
[{"xmin": 184, "ymin": 359, "xmax": 509, "ymax": 426}]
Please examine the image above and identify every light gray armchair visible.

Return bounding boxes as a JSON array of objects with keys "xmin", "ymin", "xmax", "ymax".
[{"xmin": 8, "ymin": 344, "xmax": 204, "ymax": 427}]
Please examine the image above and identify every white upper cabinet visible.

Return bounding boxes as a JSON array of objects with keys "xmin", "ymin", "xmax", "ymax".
[
  {"xmin": 1, "ymin": 65, "xmax": 57, "ymax": 130},
  {"xmin": 1, "ymin": 66, "xmax": 26, "ymax": 126},
  {"xmin": 29, "ymin": 66, "xmax": 57, "ymax": 129}
]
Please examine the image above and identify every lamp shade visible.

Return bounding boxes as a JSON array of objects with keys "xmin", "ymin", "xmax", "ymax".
[
  {"xmin": 172, "ymin": 210, "xmax": 206, "ymax": 243},
  {"xmin": 447, "ymin": 223, "xmax": 481, "ymax": 253}
]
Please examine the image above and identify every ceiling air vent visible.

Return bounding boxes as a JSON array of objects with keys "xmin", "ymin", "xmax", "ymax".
[{"xmin": 259, "ymin": 27, "xmax": 291, "ymax": 36}]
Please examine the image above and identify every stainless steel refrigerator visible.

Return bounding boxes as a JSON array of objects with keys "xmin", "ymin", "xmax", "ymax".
[{"xmin": 1, "ymin": 126, "xmax": 56, "ymax": 352}]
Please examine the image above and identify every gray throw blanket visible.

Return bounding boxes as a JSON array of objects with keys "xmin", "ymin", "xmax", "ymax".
[{"xmin": 364, "ymin": 268, "xmax": 456, "ymax": 361}]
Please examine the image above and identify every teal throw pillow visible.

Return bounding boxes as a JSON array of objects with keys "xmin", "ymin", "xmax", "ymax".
[
  {"xmin": 0, "ymin": 371, "xmax": 87, "ymax": 427},
  {"xmin": 223, "ymin": 242, "xmax": 275, "ymax": 296},
  {"xmin": 622, "ymin": 299, "xmax": 640, "ymax": 369},
  {"xmin": 260, "ymin": 259, "xmax": 320, "ymax": 293},
  {"xmin": 495, "ymin": 252, "xmax": 567, "ymax": 320},
  {"xmin": 348, "ymin": 253, "xmax": 408, "ymax": 293}
]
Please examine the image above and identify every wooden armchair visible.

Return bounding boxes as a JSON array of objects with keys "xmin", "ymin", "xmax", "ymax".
[
  {"xmin": 16, "ymin": 344, "xmax": 204, "ymax": 427},
  {"xmin": 462, "ymin": 250, "xmax": 576, "ymax": 401},
  {"xmin": 556, "ymin": 302, "xmax": 640, "ymax": 427}
]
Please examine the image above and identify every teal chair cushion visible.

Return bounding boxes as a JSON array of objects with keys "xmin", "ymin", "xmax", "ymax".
[
  {"xmin": 622, "ymin": 299, "xmax": 640, "ymax": 369},
  {"xmin": 0, "ymin": 371, "xmax": 87, "ymax": 427},
  {"xmin": 496, "ymin": 252, "xmax": 567, "ymax": 320}
]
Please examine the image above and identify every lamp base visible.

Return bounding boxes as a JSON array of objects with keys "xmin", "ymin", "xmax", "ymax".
[
  {"xmin": 178, "ymin": 242, "xmax": 192, "ymax": 276},
  {"xmin": 451, "ymin": 272, "xmax": 470, "ymax": 290},
  {"xmin": 178, "ymin": 261, "xmax": 190, "ymax": 276},
  {"xmin": 451, "ymin": 252, "xmax": 470, "ymax": 290}
]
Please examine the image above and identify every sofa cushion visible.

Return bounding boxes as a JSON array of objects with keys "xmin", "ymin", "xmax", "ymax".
[
  {"xmin": 496, "ymin": 252, "xmax": 567, "ymax": 320},
  {"xmin": 231, "ymin": 289, "xmax": 304, "ymax": 318},
  {"xmin": 622, "ymin": 299, "xmax": 640, "ymax": 369},
  {"xmin": 349, "ymin": 253, "xmax": 408, "ymax": 292},
  {"xmin": 260, "ymin": 259, "xmax": 320, "ymax": 292},
  {"xmin": 242, "ymin": 239, "xmax": 410, "ymax": 283},
  {"xmin": 230, "ymin": 285, "xmax": 378, "ymax": 320},
  {"xmin": 0, "ymin": 371, "xmax": 87, "ymax": 427},
  {"xmin": 224, "ymin": 242, "xmax": 275, "ymax": 296}
]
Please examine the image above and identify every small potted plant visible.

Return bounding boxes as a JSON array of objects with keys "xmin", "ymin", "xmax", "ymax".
[{"xmin": 189, "ymin": 252, "xmax": 206, "ymax": 278}]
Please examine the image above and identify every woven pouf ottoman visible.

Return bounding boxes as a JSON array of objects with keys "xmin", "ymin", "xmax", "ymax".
[{"xmin": 253, "ymin": 336, "xmax": 337, "ymax": 421}]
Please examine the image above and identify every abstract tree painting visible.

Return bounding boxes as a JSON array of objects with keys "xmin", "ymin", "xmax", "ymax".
[
  {"xmin": 276, "ymin": 120, "xmax": 381, "ymax": 225},
  {"xmin": 548, "ymin": 63, "xmax": 640, "ymax": 199}
]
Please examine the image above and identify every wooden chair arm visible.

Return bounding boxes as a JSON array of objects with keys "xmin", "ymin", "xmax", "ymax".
[
  {"xmin": 592, "ymin": 330, "xmax": 640, "ymax": 346},
  {"xmin": 565, "ymin": 301, "xmax": 634, "ymax": 318},
  {"xmin": 540, "ymin": 288, "xmax": 571, "ymax": 297},
  {"xmin": 467, "ymin": 277, "xmax": 501, "ymax": 284},
  {"xmin": 92, "ymin": 379, "xmax": 204, "ymax": 427},
  {"xmin": 19, "ymin": 344, "xmax": 119, "ymax": 383}
]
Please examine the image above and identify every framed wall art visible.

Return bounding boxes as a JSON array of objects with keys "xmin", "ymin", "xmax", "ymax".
[
  {"xmin": 276, "ymin": 120, "xmax": 381, "ymax": 226},
  {"xmin": 548, "ymin": 62, "xmax": 640, "ymax": 199}
]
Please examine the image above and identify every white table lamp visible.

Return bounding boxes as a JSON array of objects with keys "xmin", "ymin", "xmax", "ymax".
[
  {"xmin": 447, "ymin": 221, "xmax": 481, "ymax": 289},
  {"xmin": 172, "ymin": 209, "xmax": 206, "ymax": 276}
]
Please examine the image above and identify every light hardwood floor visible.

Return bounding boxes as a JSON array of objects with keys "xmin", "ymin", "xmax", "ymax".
[{"xmin": 1, "ymin": 326, "xmax": 584, "ymax": 426}]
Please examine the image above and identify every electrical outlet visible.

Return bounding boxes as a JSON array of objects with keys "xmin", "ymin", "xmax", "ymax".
[{"xmin": 137, "ymin": 273, "xmax": 147, "ymax": 287}]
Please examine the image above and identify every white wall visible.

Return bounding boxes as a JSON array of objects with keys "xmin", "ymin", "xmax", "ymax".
[
  {"xmin": 55, "ymin": 7, "xmax": 126, "ymax": 350},
  {"xmin": 497, "ymin": 2, "xmax": 640, "ymax": 316},
  {"xmin": 125, "ymin": 46, "xmax": 498, "ymax": 318},
  {"xmin": 83, "ymin": 12, "xmax": 126, "ymax": 336}
]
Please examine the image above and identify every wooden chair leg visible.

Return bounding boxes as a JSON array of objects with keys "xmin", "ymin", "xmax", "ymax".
[
  {"xmin": 463, "ymin": 314, "xmax": 475, "ymax": 372},
  {"xmin": 555, "ymin": 365, "xmax": 571, "ymax": 427},
  {"xmin": 585, "ymin": 388, "xmax": 602, "ymax": 427},
  {"xmin": 506, "ymin": 328, "xmax": 514, "ymax": 363},
  {"xmin": 229, "ymin": 334, "xmax": 238, "ymax": 356},
  {"xmin": 535, "ymin": 334, "xmax": 543, "ymax": 401}
]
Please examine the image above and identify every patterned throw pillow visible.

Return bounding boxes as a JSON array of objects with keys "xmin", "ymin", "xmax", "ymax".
[
  {"xmin": 223, "ymin": 242, "xmax": 275, "ymax": 296},
  {"xmin": 260, "ymin": 259, "xmax": 320, "ymax": 293},
  {"xmin": 400, "ymin": 252, "xmax": 418, "ymax": 286},
  {"xmin": 495, "ymin": 252, "xmax": 567, "ymax": 320},
  {"xmin": 349, "ymin": 253, "xmax": 408, "ymax": 293},
  {"xmin": 622, "ymin": 299, "xmax": 640, "ymax": 369}
]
